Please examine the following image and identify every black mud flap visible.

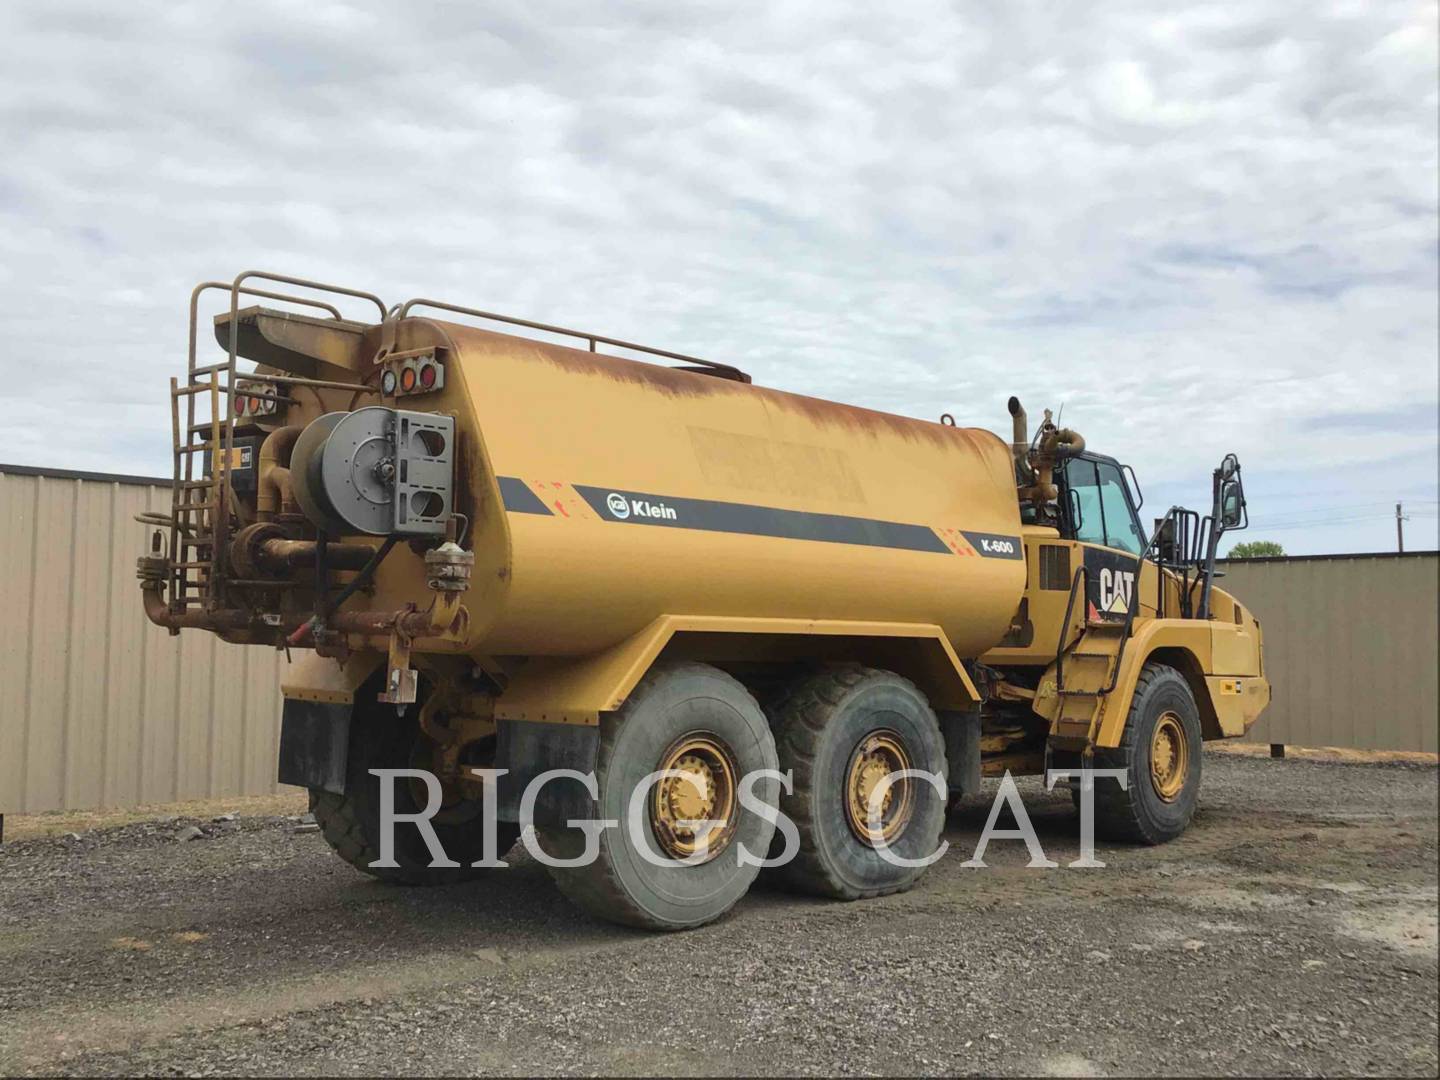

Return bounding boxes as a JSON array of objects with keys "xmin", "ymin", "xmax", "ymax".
[
  {"xmin": 278, "ymin": 699, "xmax": 352, "ymax": 794},
  {"xmin": 938, "ymin": 710, "xmax": 981, "ymax": 799},
  {"xmin": 494, "ymin": 719, "xmax": 600, "ymax": 827}
]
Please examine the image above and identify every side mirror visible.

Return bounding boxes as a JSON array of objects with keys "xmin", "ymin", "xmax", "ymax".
[{"xmin": 1221, "ymin": 479, "xmax": 1245, "ymax": 528}]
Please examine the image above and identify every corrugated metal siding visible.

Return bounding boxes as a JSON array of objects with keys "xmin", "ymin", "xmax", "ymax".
[
  {"xmin": 0, "ymin": 470, "xmax": 286, "ymax": 814},
  {"xmin": 1219, "ymin": 553, "xmax": 1439, "ymax": 752}
]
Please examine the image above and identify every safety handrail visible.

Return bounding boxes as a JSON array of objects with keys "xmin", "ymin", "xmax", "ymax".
[
  {"xmin": 1104, "ymin": 563, "xmax": 1145, "ymax": 694},
  {"xmin": 187, "ymin": 280, "xmax": 364, "ymax": 374},
  {"xmin": 397, "ymin": 296, "xmax": 744, "ymax": 376},
  {"xmin": 1054, "ymin": 566, "xmax": 1089, "ymax": 693},
  {"xmin": 229, "ymin": 271, "xmax": 387, "ymax": 324},
  {"xmin": 203, "ymin": 284, "xmax": 343, "ymax": 321}
]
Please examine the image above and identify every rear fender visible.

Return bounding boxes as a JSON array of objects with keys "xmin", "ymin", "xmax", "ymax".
[{"xmin": 491, "ymin": 615, "xmax": 982, "ymax": 728}]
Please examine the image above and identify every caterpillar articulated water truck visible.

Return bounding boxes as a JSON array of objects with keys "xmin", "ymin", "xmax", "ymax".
[{"xmin": 139, "ymin": 272, "xmax": 1270, "ymax": 929}]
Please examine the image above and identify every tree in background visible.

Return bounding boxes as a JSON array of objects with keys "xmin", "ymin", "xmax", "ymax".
[{"xmin": 1226, "ymin": 540, "xmax": 1285, "ymax": 558}]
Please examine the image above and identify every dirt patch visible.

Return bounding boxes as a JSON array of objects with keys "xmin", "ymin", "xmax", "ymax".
[
  {"xmin": 3, "ymin": 792, "xmax": 308, "ymax": 842},
  {"xmin": 1209, "ymin": 741, "xmax": 1438, "ymax": 767},
  {"xmin": 1339, "ymin": 895, "xmax": 1440, "ymax": 960}
]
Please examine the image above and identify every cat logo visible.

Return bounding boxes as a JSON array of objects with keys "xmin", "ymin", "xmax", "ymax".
[{"xmin": 1097, "ymin": 566, "xmax": 1135, "ymax": 616}]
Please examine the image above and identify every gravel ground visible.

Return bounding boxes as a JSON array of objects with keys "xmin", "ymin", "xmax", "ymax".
[{"xmin": 1, "ymin": 751, "xmax": 1436, "ymax": 1077}]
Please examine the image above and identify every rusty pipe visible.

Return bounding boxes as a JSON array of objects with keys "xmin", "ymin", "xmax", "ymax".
[
  {"xmin": 141, "ymin": 583, "xmax": 460, "ymax": 642},
  {"xmin": 141, "ymin": 585, "xmax": 257, "ymax": 632},
  {"xmin": 1050, "ymin": 427, "xmax": 1085, "ymax": 460},
  {"xmin": 291, "ymin": 542, "xmax": 471, "ymax": 646},
  {"xmin": 257, "ymin": 538, "xmax": 376, "ymax": 572},
  {"xmin": 257, "ymin": 425, "xmax": 304, "ymax": 519}
]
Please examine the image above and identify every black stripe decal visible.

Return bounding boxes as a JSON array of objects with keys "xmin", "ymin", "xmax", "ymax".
[
  {"xmin": 573, "ymin": 484, "xmax": 952, "ymax": 555},
  {"xmin": 497, "ymin": 476, "xmax": 552, "ymax": 515}
]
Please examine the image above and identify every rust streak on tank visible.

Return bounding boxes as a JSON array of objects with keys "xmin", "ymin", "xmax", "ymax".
[{"xmin": 442, "ymin": 321, "xmax": 993, "ymax": 451}]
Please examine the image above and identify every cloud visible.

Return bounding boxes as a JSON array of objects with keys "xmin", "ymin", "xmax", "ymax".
[
  {"xmin": 1, "ymin": 0, "xmax": 1436, "ymax": 553},
  {"xmin": 1303, "ymin": 402, "xmax": 1440, "ymax": 432}
]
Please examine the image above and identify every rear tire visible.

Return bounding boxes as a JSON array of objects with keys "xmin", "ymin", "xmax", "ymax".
[
  {"xmin": 1086, "ymin": 662, "xmax": 1202, "ymax": 844},
  {"xmin": 768, "ymin": 665, "xmax": 947, "ymax": 900},
  {"xmin": 539, "ymin": 662, "xmax": 780, "ymax": 931},
  {"xmin": 310, "ymin": 680, "xmax": 519, "ymax": 884}
]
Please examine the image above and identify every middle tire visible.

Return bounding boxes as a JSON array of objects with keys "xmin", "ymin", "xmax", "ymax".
[
  {"xmin": 770, "ymin": 664, "xmax": 948, "ymax": 900},
  {"xmin": 539, "ymin": 661, "xmax": 780, "ymax": 931}
]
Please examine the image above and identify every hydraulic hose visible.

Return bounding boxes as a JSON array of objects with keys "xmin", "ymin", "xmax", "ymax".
[{"xmin": 286, "ymin": 535, "xmax": 399, "ymax": 646}]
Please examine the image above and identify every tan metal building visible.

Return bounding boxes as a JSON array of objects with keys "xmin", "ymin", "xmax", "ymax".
[
  {"xmin": 1, "ymin": 463, "xmax": 1435, "ymax": 819},
  {"xmin": 1, "ymin": 465, "xmax": 285, "ymax": 816},
  {"xmin": 1217, "ymin": 552, "xmax": 1438, "ymax": 753}
]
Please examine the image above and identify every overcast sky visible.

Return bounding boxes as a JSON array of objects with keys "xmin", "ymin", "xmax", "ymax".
[{"xmin": 2, "ymin": 1, "xmax": 1436, "ymax": 554}]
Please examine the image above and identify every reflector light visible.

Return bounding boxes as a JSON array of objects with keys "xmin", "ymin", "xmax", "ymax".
[
  {"xmin": 235, "ymin": 396, "xmax": 247, "ymax": 416},
  {"xmin": 381, "ymin": 369, "xmax": 397, "ymax": 395},
  {"xmin": 400, "ymin": 366, "xmax": 417, "ymax": 392},
  {"xmin": 419, "ymin": 363, "xmax": 436, "ymax": 388}
]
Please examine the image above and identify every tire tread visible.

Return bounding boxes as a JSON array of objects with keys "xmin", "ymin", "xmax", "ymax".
[
  {"xmin": 543, "ymin": 661, "xmax": 760, "ymax": 931},
  {"xmin": 1089, "ymin": 662, "xmax": 1198, "ymax": 845},
  {"xmin": 769, "ymin": 663, "xmax": 945, "ymax": 901}
]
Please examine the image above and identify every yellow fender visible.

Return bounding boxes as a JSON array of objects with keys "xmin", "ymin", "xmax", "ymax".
[
  {"xmin": 493, "ymin": 615, "xmax": 982, "ymax": 726},
  {"xmin": 1089, "ymin": 619, "xmax": 1268, "ymax": 747}
]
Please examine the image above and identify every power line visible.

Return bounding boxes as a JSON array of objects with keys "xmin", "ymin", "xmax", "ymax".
[
  {"xmin": 1244, "ymin": 501, "xmax": 1438, "ymax": 525},
  {"xmin": 1253, "ymin": 511, "xmax": 1437, "ymax": 533}
]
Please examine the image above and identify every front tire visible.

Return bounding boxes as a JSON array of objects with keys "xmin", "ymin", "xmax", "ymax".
[
  {"xmin": 769, "ymin": 665, "xmax": 948, "ymax": 900},
  {"xmin": 539, "ymin": 662, "xmax": 780, "ymax": 931},
  {"xmin": 1086, "ymin": 662, "xmax": 1202, "ymax": 844}
]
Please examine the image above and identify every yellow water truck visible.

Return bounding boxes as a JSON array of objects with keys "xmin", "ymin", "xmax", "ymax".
[{"xmin": 140, "ymin": 272, "xmax": 1270, "ymax": 929}]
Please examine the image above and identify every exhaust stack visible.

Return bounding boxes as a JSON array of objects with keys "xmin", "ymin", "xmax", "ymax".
[{"xmin": 1007, "ymin": 396, "xmax": 1032, "ymax": 484}]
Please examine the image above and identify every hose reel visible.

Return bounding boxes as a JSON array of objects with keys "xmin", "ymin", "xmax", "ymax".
[{"xmin": 291, "ymin": 407, "xmax": 454, "ymax": 537}]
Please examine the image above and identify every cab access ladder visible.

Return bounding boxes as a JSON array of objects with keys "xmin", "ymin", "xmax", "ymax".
[{"xmin": 1046, "ymin": 567, "xmax": 1136, "ymax": 749}]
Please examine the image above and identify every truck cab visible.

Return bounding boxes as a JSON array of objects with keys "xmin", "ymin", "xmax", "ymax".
[{"xmin": 981, "ymin": 429, "xmax": 1270, "ymax": 843}]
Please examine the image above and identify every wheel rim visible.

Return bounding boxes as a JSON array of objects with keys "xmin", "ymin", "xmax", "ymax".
[
  {"xmin": 651, "ymin": 733, "xmax": 739, "ymax": 863},
  {"xmin": 844, "ymin": 729, "xmax": 915, "ymax": 846},
  {"xmin": 1149, "ymin": 712, "xmax": 1189, "ymax": 803}
]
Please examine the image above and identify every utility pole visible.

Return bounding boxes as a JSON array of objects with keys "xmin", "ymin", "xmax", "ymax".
[{"xmin": 1396, "ymin": 502, "xmax": 1406, "ymax": 553}]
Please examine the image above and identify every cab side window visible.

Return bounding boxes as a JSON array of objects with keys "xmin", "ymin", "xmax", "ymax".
[
  {"xmin": 1063, "ymin": 459, "xmax": 1146, "ymax": 555},
  {"xmin": 1064, "ymin": 460, "xmax": 1108, "ymax": 547}
]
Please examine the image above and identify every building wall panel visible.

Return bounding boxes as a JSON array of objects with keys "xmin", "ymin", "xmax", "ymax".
[
  {"xmin": 1, "ymin": 469, "xmax": 288, "ymax": 815},
  {"xmin": 1219, "ymin": 553, "xmax": 1438, "ymax": 753}
]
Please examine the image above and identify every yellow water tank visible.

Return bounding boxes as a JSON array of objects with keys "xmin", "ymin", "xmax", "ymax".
[{"xmin": 363, "ymin": 320, "xmax": 1028, "ymax": 660}]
